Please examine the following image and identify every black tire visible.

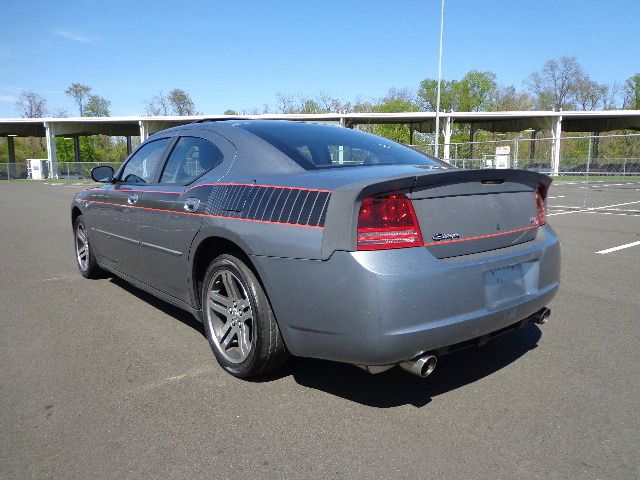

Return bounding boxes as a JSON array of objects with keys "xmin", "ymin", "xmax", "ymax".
[
  {"xmin": 202, "ymin": 254, "xmax": 288, "ymax": 378},
  {"xmin": 73, "ymin": 215, "xmax": 101, "ymax": 279}
]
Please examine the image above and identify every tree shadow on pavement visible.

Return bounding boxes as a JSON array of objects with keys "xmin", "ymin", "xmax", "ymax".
[{"xmin": 257, "ymin": 325, "xmax": 542, "ymax": 408}]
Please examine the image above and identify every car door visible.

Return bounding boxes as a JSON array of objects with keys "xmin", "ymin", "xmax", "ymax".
[
  {"xmin": 136, "ymin": 131, "xmax": 236, "ymax": 303},
  {"xmin": 86, "ymin": 137, "xmax": 171, "ymax": 279}
]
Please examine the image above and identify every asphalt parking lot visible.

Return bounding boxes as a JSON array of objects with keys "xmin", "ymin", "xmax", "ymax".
[{"xmin": 1, "ymin": 179, "xmax": 639, "ymax": 480}]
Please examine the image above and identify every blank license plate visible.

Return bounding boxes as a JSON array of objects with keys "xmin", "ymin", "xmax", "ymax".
[{"xmin": 483, "ymin": 263, "xmax": 526, "ymax": 308}]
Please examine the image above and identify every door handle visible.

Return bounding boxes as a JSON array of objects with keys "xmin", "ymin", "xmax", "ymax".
[
  {"xmin": 127, "ymin": 194, "xmax": 139, "ymax": 205},
  {"xmin": 184, "ymin": 197, "xmax": 201, "ymax": 212}
]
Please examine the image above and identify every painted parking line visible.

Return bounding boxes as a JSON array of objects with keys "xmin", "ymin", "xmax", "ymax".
[
  {"xmin": 596, "ymin": 241, "xmax": 640, "ymax": 255},
  {"xmin": 550, "ymin": 205, "xmax": 640, "ymax": 216},
  {"xmin": 548, "ymin": 200, "xmax": 640, "ymax": 217},
  {"xmin": 585, "ymin": 211, "xmax": 640, "ymax": 216},
  {"xmin": 602, "ymin": 208, "xmax": 640, "ymax": 212},
  {"xmin": 548, "ymin": 195, "xmax": 566, "ymax": 199},
  {"xmin": 554, "ymin": 181, "xmax": 640, "ymax": 188}
]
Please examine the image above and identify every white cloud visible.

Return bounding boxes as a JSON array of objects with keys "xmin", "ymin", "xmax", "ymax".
[{"xmin": 51, "ymin": 30, "xmax": 93, "ymax": 44}]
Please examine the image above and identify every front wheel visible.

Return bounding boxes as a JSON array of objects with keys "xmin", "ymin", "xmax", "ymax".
[
  {"xmin": 202, "ymin": 254, "xmax": 288, "ymax": 378},
  {"xmin": 73, "ymin": 215, "xmax": 101, "ymax": 278}
]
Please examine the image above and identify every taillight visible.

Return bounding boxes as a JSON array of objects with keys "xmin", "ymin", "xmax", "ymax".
[
  {"xmin": 534, "ymin": 186, "xmax": 547, "ymax": 226},
  {"xmin": 357, "ymin": 194, "xmax": 423, "ymax": 250}
]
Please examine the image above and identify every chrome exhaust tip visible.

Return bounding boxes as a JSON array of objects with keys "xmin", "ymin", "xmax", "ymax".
[
  {"xmin": 399, "ymin": 354, "xmax": 437, "ymax": 378},
  {"xmin": 535, "ymin": 307, "xmax": 551, "ymax": 325}
]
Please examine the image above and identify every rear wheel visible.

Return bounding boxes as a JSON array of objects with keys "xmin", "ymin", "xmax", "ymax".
[
  {"xmin": 73, "ymin": 215, "xmax": 101, "ymax": 279},
  {"xmin": 202, "ymin": 254, "xmax": 288, "ymax": 378}
]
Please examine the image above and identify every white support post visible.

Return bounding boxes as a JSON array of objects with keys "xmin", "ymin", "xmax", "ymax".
[
  {"xmin": 139, "ymin": 120, "xmax": 149, "ymax": 141},
  {"xmin": 44, "ymin": 122, "xmax": 58, "ymax": 179},
  {"xmin": 443, "ymin": 115, "xmax": 452, "ymax": 161},
  {"xmin": 551, "ymin": 114, "xmax": 562, "ymax": 176}
]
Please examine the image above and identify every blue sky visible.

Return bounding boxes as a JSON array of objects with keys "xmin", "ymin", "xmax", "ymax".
[{"xmin": 1, "ymin": 0, "xmax": 637, "ymax": 117}]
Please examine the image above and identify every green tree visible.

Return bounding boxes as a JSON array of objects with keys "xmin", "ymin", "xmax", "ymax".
[
  {"xmin": 224, "ymin": 109, "xmax": 238, "ymax": 115},
  {"xmin": 372, "ymin": 89, "xmax": 420, "ymax": 143},
  {"xmin": 84, "ymin": 95, "xmax": 111, "ymax": 117},
  {"xmin": 56, "ymin": 136, "xmax": 97, "ymax": 162},
  {"xmin": 418, "ymin": 71, "xmax": 497, "ymax": 112},
  {"xmin": 623, "ymin": 73, "xmax": 640, "ymax": 109},
  {"xmin": 457, "ymin": 71, "xmax": 498, "ymax": 111},
  {"xmin": 168, "ymin": 88, "xmax": 197, "ymax": 115},
  {"xmin": 299, "ymin": 99, "xmax": 324, "ymax": 114},
  {"xmin": 418, "ymin": 78, "xmax": 457, "ymax": 111},
  {"xmin": 65, "ymin": 83, "xmax": 92, "ymax": 115}
]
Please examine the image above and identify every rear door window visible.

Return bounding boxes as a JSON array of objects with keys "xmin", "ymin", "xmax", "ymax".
[{"xmin": 159, "ymin": 137, "xmax": 224, "ymax": 184}]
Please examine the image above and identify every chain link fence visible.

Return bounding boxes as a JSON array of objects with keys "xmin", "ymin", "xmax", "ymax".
[
  {"xmin": 411, "ymin": 132, "xmax": 640, "ymax": 176},
  {"xmin": 2, "ymin": 132, "xmax": 640, "ymax": 181}
]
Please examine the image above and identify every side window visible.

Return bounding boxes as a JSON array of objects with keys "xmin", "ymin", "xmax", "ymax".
[
  {"xmin": 120, "ymin": 138, "xmax": 170, "ymax": 184},
  {"xmin": 159, "ymin": 137, "xmax": 224, "ymax": 184}
]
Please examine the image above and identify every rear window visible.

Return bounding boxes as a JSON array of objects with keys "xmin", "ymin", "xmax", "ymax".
[{"xmin": 237, "ymin": 122, "xmax": 448, "ymax": 170}]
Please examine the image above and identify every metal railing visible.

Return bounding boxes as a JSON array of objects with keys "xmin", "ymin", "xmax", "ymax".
[
  {"xmin": 432, "ymin": 157, "xmax": 640, "ymax": 176},
  {"xmin": 410, "ymin": 132, "xmax": 640, "ymax": 176}
]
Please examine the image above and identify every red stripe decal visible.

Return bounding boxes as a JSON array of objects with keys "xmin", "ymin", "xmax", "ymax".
[
  {"xmin": 84, "ymin": 200, "xmax": 324, "ymax": 229},
  {"xmin": 117, "ymin": 188, "xmax": 181, "ymax": 194},
  {"xmin": 102, "ymin": 183, "xmax": 332, "ymax": 195},
  {"xmin": 423, "ymin": 225, "xmax": 538, "ymax": 247}
]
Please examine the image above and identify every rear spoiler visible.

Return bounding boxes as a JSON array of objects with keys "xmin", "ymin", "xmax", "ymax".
[
  {"xmin": 321, "ymin": 168, "xmax": 552, "ymax": 259},
  {"xmin": 354, "ymin": 168, "xmax": 551, "ymax": 202},
  {"xmin": 412, "ymin": 168, "xmax": 552, "ymax": 190}
]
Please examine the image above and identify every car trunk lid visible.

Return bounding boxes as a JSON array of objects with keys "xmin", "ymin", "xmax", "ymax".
[{"xmin": 408, "ymin": 169, "xmax": 549, "ymax": 258}]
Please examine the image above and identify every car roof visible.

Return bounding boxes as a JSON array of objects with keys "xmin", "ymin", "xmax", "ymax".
[{"xmin": 157, "ymin": 119, "xmax": 337, "ymax": 136}]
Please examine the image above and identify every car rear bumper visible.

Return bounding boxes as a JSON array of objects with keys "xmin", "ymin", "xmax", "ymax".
[{"xmin": 251, "ymin": 225, "xmax": 560, "ymax": 366}]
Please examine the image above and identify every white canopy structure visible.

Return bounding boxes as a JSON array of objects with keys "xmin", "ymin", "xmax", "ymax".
[{"xmin": 1, "ymin": 110, "xmax": 639, "ymax": 176}]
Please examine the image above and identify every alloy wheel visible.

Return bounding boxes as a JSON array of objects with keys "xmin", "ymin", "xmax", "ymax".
[
  {"xmin": 205, "ymin": 269, "xmax": 254, "ymax": 363},
  {"xmin": 75, "ymin": 224, "xmax": 89, "ymax": 271}
]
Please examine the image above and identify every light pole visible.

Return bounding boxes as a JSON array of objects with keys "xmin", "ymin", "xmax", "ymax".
[{"xmin": 434, "ymin": 0, "xmax": 445, "ymax": 158}]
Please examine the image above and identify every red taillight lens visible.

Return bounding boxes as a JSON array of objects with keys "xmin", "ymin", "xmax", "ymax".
[
  {"xmin": 357, "ymin": 194, "xmax": 423, "ymax": 250},
  {"xmin": 534, "ymin": 186, "xmax": 547, "ymax": 226}
]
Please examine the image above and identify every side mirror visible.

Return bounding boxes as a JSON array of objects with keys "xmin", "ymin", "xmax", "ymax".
[{"xmin": 91, "ymin": 165, "xmax": 114, "ymax": 183}]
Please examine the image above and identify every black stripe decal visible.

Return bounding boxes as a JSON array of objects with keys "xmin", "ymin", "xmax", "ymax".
[{"xmin": 202, "ymin": 185, "xmax": 331, "ymax": 227}]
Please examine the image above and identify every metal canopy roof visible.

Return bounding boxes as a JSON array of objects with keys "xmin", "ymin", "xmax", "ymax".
[{"xmin": 1, "ymin": 110, "xmax": 639, "ymax": 138}]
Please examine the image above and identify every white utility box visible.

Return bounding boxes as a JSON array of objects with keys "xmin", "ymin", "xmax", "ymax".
[
  {"xmin": 494, "ymin": 146, "xmax": 511, "ymax": 169},
  {"xmin": 27, "ymin": 159, "xmax": 49, "ymax": 180}
]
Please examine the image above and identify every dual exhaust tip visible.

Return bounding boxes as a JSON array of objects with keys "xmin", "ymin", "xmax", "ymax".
[
  {"xmin": 398, "ymin": 307, "xmax": 551, "ymax": 378},
  {"xmin": 355, "ymin": 354, "xmax": 437, "ymax": 378},
  {"xmin": 534, "ymin": 307, "xmax": 551, "ymax": 325},
  {"xmin": 399, "ymin": 354, "xmax": 438, "ymax": 378},
  {"xmin": 360, "ymin": 307, "xmax": 551, "ymax": 379}
]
